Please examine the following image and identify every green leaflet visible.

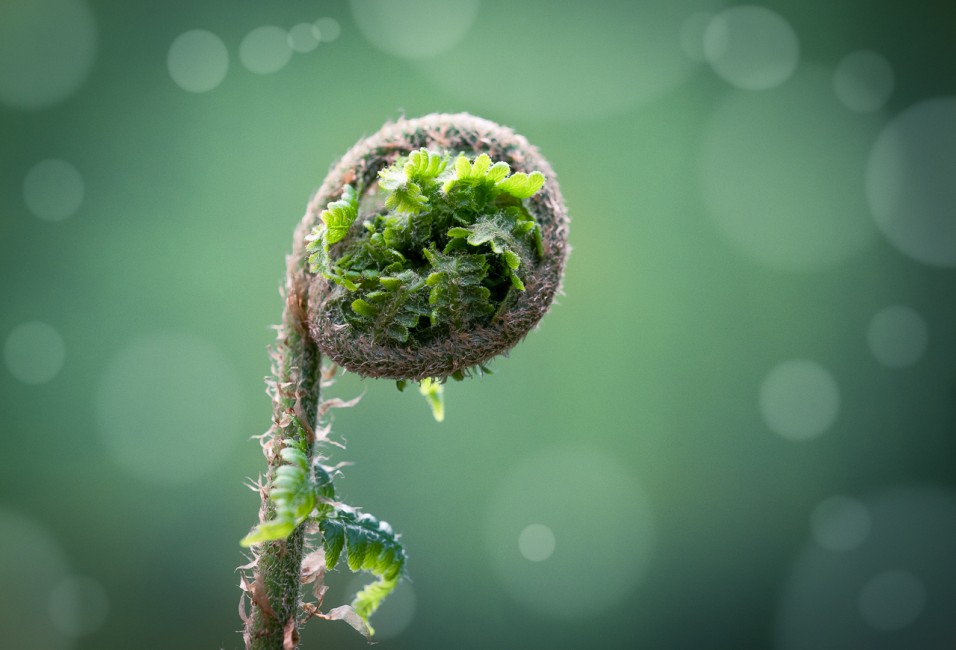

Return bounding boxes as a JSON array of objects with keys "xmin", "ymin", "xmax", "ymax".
[
  {"xmin": 423, "ymin": 246, "xmax": 494, "ymax": 328},
  {"xmin": 378, "ymin": 148, "xmax": 447, "ymax": 215},
  {"xmin": 320, "ymin": 506, "xmax": 407, "ymax": 634},
  {"xmin": 240, "ymin": 519, "xmax": 297, "ymax": 545},
  {"xmin": 442, "ymin": 153, "xmax": 544, "ymax": 200},
  {"xmin": 445, "ymin": 211, "xmax": 539, "ymax": 291},
  {"xmin": 240, "ymin": 430, "xmax": 333, "ymax": 547},
  {"xmin": 307, "ymin": 184, "xmax": 360, "ymax": 286},
  {"xmin": 404, "ymin": 147, "xmax": 447, "ymax": 185},
  {"xmin": 442, "ymin": 153, "xmax": 510, "ymax": 194},
  {"xmin": 348, "ymin": 269, "xmax": 430, "ymax": 343},
  {"xmin": 322, "ymin": 184, "xmax": 359, "ymax": 244},
  {"xmin": 495, "ymin": 171, "xmax": 546, "ymax": 199},
  {"xmin": 384, "ymin": 180, "xmax": 428, "ymax": 215},
  {"xmin": 419, "ymin": 377, "xmax": 444, "ymax": 422}
]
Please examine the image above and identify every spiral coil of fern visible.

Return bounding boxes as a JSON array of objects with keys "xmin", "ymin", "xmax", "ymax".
[
  {"xmin": 241, "ymin": 113, "xmax": 568, "ymax": 649},
  {"xmin": 307, "ymin": 112, "xmax": 569, "ymax": 380}
]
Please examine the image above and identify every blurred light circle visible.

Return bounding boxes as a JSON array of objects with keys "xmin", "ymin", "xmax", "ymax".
[
  {"xmin": 867, "ymin": 305, "xmax": 928, "ymax": 368},
  {"xmin": 167, "ymin": 30, "xmax": 228, "ymax": 93},
  {"xmin": 486, "ymin": 446, "xmax": 655, "ymax": 618},
  {"xmin": 0, "ymin": 0, "xmax": 97, "ymax": 109},
  {"xmin": 95, "ymin": 332, "xmax": 243, "ymax": 484},
  {"xmin": 858, "ymin": 570, "xmax": 925, "ymax": 631},
  {"xmin": 421, "ymin": 0, "xmax": 720, "ymax": 122},
  {"xmin": 760, "ymin": 359, "xmax": 839, "ymax": 441},
  {"xmin": 680, "ymin": 12, "xmax": 717, "ymax": 63},
  {"xmin": 345, "ymin": 574, "xmax": 415, "ymax": 640},
  {"xmin": 240, "ymin": 26, "xmax": 293, "ymax": 74},
  {"xmin": 23, "ymin": 159, "xmax": 85, "ymax": 222},
  {"xmin": 776, "ymin": 486, "xmax": 956, "ymax": 650},
  {"xmin": 518, "ymin": 524, "xmax": 556, "ymax": 562},
  {"xmin": 288, "ymin": 23, "xmax": 319, "ymax": 53},
  {"xmin": 4, "ymin": 321, "xmax": 66, "ymax": 385},
  {"xmin": 313, "ymin": 17, "xmax": 341, "ymax": 43},
  {"xmin": 703, "ymin": 5, "xmax": 799, "ymax": 90},
  {"xmin": 350, "ymin": 0, "xmax": 477, "ymax": 60},
  {"xmin": 866, "ymin": 97, "xmax": 956, "ymax": 268},
  {"xmin": 833, "ymin": 50, "xmax": 894, "ymax": 113},
  {"xmin": 699, "ymin": 67, "xmax": 879, "ymax": 270},
  {"xmin": 810, "ymin": 496, "xmax": 871, "ymax": 552},
  {"xmin": 48, "ymin": 575, "xmax": 109, "ymax": 637},
  {"xmin": 0, "ymin": 508, "xmax": 71, "ymax": 650}
]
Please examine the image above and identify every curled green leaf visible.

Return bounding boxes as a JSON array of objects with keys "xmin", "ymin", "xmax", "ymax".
[
  {"xmin": 320, "ymin": 506, "xmax": 407, "ymax": 635},
  {"xmin": 322, "ymin": 184, "xmax": 359, "ymax": 244}
]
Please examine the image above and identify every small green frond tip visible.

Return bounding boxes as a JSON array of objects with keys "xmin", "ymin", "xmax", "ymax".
[
  {"xmin": 321, "ymin": 184, "xmax": 359, "ymax": 245},
  {"xmin": 404, "ymin": 148, "xmax": 447, "ymax": 183},
  {"xmin": 419, "ymin": 377, "xmax": 444, "ymax": 422}
]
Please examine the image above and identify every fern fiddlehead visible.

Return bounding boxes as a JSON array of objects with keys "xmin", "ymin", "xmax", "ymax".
[{"xmin": 239, "ymin": 113, "xmax": 569, "ymax": 648}]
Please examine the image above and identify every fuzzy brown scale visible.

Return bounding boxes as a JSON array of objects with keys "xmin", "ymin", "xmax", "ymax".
[{"xmin": 299, "ymin": 113, "xmax": 570, "ymax": 381}]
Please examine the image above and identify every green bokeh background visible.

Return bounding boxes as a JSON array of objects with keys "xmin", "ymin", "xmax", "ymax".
[{"xmin": 2, "ymin": 1, "xmax": 955, "ymax": 648}]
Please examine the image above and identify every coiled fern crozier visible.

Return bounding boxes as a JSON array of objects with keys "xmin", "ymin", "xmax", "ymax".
[{"xmin": 239, "ymin": 113, "xmax": 569, "ymax": 649}]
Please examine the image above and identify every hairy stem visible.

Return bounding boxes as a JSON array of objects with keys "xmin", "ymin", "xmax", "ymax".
[{"xmin": 244, "ymin": 251, "xmax": 321, "ymax": 650}]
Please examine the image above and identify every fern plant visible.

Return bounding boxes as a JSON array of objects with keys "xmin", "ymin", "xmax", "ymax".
[{"xmin": 239, "ymin": 113, "xmax": 568, "ymax": 649}]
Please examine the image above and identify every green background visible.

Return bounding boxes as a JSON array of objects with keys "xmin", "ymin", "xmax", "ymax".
[{"xmin": 2, "ymin": 1, "xmax": 955, "ymax": 648}]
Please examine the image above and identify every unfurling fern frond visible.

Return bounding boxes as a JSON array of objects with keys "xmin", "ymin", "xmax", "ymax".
[
  {"xmin": 240, "ymin": 429, "xmax": 335, "ymax": 547},
  {"xmin": 320, "ymin": 506, "xmax": 407, "ymax": 634},
  {"xmin": 322, "ymin": 184, "xmax": 359, "ymax": 245},
  {"xmin": 404, "ymin": 147, "xmax": 447, "ymax": 185},
  {"xmin": 307, "ymin": 184, "xmax": 360, "ymax": 279},
  {"xmin": 378, "ymin": 149, "xmax": 447, "ymax": 215}
]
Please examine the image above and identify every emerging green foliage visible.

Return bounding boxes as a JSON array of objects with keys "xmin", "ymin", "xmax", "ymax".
[
  {"xmin": 446, "ymin": 211, "xmax": 536, "ymax": 290},
  {"xmin": 495, "ymin": 170, "xmax": 546, "ymax": 199},
  {"xmin": 307, "ymin": 149, "xmax": 546, "ymax": 349},
  {"xmin": 349, "ymin": 269, "xmax": 430, "ymax": 343},
  {"xmin": 322, "ymin": 184, "xmax": 359, "ymax": 244},
  {"xmin": 306, "ymin": 184, "xmax": 360, "ymax": 286},
  {"xmin": 423, "ymin": 246, "xmax": 494, "ymax": 328},
  {"xmin": 378, "ymin": 148, "xmax": 447, "ymax": 215},
  {"xmin": 321, "ymin": 506, "xmax": 407, "ymax": 633},
  {"xmin": 240, "ymin": 411, "xmax": 406, "ymax": 636},
  {"xmin": 240, "ymin": 426, "xmax": 335, "ymax": 547},
  {"xmin": 418, "ymin": 377, "xmax": 444, "ymax": 422},
  {"xmin": 442, "ymin": 153, "xmax": 509, "ymax": 195},
  {"xmin": 442, "ymin": 153, "xmax": 544, "ymax": 200}
]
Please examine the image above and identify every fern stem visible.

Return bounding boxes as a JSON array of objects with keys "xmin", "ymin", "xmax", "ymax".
[{"xmin": 244, "ymin": 249, "xmax": 321, "ymax": 650}]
